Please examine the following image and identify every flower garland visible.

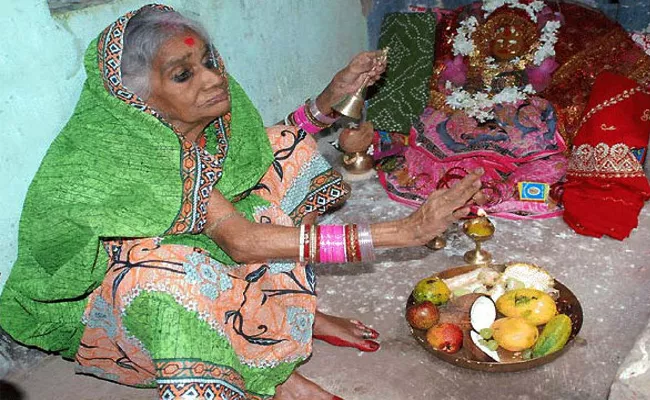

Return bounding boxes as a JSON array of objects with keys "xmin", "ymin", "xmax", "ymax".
[
  {"xmin": 482, "ymin": 0, "xmax": 546, "ymax": 22},
  {"xmin": 452, "ymin": 16, "xmax": 479, "ymax": 58},
  {"xmin": 445, "ymin": 81, "xmax": 536, "ymax": 122}
]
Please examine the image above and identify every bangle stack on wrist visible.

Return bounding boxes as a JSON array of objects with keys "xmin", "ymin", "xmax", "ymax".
[
  {"xmin": 285, "ymin": 98, "xmax": 339, "ymax": 134},
  {"xmin": 299, "ymin": 224, "xmax": 375, "ymax": 264},
  {"xmin": 308, "ymin": 98, "xmax": 338, "ymax": 125}
]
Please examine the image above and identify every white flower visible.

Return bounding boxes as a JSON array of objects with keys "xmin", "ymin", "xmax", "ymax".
[
  {"xmin": 533, "ymin": 20, "xmax": 561, "ymax": 65},
  {"xmin": 446, "ymin": 90, "xmax": 472, "ymax": 108},
  {"xmin": 492, "ymin": 86, "xmax": 524, "ymax": 104},
  {"xmin": 452, "ymin": 16, "xmax": 478, "ymax": 56},
  {"xmin": 482, "ymin": 0, "xmax": 506, "ymax": 15},
  {"xmin": 544, "ymin": 20, "xmax": 562, "ymax": 33},
  {"xmin": 453, "ymin": 37, "xmax": 475, "ymax": 56},
  {"xmin": 529, "ymin": 1, "xmax": 546, "ymax": 13},
  {"xmin": 522, "ymin": 84, "xmax": 535, "ymax": 94}
]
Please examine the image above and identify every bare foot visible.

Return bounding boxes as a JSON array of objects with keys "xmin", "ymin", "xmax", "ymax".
[
  {"xmin": 274, "ymin": 372, "xmax": 342, "ymax": 400},
  {"xmin": 313, "ymin": 310, "xmax": 380, "ymax": 352}
]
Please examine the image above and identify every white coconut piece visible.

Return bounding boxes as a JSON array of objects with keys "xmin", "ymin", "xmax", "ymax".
[
  {"xmin": 501, "ymin": 262, "xmax": 554, "ymax": 292},
  {"xmin": 470, "ymin": 330, "xmax": 501, "ymax": 362},
  {"xmin": 470, "ymin": 296, "xmax": 497, "ymax": 332}
]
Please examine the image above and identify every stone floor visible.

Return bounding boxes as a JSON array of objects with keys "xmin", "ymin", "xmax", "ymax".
[{"xmin": 2, "ymin": 142, "xmax": 649, "ymax": 400}]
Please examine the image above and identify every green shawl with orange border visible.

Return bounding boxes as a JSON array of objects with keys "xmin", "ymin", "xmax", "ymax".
[{"xmin": 0, "ymin": 6, "xmax": 274, "ymax": 358}]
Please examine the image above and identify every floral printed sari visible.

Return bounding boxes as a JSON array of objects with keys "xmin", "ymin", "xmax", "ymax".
[{"xmin": 0, "ymin": 4, "xmax": 347, "ymax": 399}]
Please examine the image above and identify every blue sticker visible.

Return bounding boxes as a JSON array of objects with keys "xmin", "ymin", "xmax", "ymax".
[
  {"xmin": 518, "ymin": 182, "xmax": 548, "ymax": 202},
  {"xmin": 631, "ymin": 148, "xmax": 646, "ymax": 164}
]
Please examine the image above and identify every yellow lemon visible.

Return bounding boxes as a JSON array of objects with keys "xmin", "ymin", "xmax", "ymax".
[{"xmin": 491, "ymin": 317, "xmax": 539, "ymax": 352}]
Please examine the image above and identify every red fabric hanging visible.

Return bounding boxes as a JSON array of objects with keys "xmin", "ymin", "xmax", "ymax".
[{"xmin": 563, "ymin": 72, "xmax": 650, "ymax": 240}]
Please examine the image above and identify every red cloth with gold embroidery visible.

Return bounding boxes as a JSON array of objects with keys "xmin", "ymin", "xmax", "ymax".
[{"xmin": 563, "ymin": 72, "xmax": 650, "ymax": 240}]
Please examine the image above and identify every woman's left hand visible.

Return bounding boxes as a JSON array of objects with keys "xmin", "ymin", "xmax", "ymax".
[{"xmin": 316, "ymin": 50, "xmax": 388, "ymax": 115}]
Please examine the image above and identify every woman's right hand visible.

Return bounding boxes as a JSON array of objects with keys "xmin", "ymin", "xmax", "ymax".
[{"xmin": 404, "ymin": 169, "xmax": 484, "ymax": 245}]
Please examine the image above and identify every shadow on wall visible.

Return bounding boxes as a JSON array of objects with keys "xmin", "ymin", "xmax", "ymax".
[
  {"xmin": 0, "ymin": 381, "xmax": 25, "ymax": 400},
  {"xmin": 47, "ymin": 0, "xmax": 114, "ymax": 13}
]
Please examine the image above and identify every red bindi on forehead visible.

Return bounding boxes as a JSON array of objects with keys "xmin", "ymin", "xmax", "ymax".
[{"xmin": 184, "ymin": 36, "xmax": 195, "ymax": 47}]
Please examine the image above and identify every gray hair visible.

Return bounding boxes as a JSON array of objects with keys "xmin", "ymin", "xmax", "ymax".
[{"xmin": 121, "ymin": 8, "xmax": 211, "ymax": 99}]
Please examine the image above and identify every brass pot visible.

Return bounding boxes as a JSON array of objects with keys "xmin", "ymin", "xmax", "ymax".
[{"xmin": 342, "ymin": 151, "xmax": 374, "ymax": 174}]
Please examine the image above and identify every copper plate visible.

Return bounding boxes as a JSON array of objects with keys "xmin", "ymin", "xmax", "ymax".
[{"xmin": 407, "ymin": 264, "xmax": 583, "ymax": 372}]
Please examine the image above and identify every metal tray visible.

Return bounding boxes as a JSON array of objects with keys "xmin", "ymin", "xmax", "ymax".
[{"xmin": 407, "ymin": 264, "xmax": 583, "ymax": 372}]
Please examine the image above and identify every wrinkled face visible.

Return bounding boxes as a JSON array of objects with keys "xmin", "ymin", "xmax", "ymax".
[
  {"xmin": 490, "ymin": 25, "xmax": 526, "ymax": 61},
  {"xmin": 147, "ymin": 30, "xmax": 230, "ymax": 134}
]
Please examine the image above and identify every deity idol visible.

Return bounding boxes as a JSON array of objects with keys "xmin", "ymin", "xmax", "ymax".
[
  {"xmin": 379, "ymin": 0, "xmax": 566, "ymax": 218},
  {"xmin": 375, "ymin": 0, "xmax": 650, "ymax": 219}
]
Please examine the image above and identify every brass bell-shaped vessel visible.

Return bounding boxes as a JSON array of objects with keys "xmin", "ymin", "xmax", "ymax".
[
  {"xmin": 332, "ymin": 85, "xmax": 367, "ymax": 120},
  {"xmin": 332, "ymin": 47, "xmax": 389, "ymax": 121}
]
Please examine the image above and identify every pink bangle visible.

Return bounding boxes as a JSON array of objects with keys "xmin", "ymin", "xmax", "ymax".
[
  {"xmin": 330, "ymin": 225, "xmax": 346, "ymax": 263},
  {"xmin": 288, "ymin": 104, "xmax": 321, "ymax": 134},
  {"xmin": 318, "ymin": 225, "xmax": 329, "ymax": 263},
  {"xmin": 318, "ymin": 225, "xmax": 347, "ymax": 263}
]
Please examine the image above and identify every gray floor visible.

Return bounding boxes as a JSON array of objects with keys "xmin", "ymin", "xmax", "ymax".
[{"xmin": 3, "ymin": 143, "xmax": 650, "ymax": 400}]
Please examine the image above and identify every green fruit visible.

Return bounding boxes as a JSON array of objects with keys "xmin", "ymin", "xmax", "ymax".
[
  {"xmin": 533, "ymin": 314, "xmax": 572, "ymax": 358},
  {"xmin": 486, "ymin": 339, "xmax": 499, "ymax": 351},
  {"xmin": 480, "ymin": 328, "xmax": 493, "ymax": 340},
  {"xmin": 413, "ymin": 276, "xmax": 451, "ymax": 306}
]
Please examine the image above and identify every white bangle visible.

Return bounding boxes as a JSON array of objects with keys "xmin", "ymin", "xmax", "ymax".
[
  {"xmin": 309, "ymin": 98, "xmax": 338, "ymax": 125},
  {"xmin": 357, "ymin": 224, "xmax": 375, "ymax": 262},
  {"xmin": 299, "ymin": 224, "xmax": 306, "ymax": 263}
]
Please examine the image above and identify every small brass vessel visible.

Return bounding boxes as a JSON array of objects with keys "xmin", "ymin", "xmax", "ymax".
[
  {"xmin": 425, "ymin": 235, "xmax": 447, "ymax": 250},
  {"xmin": 462, "ymin": 216, "xmax": 495, "ymax": 265},
  {"xmin": 342, "ymin": 151, "xmax": 375, "ymax": 174}
]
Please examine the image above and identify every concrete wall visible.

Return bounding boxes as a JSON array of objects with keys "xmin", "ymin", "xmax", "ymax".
[{"xmin": 0, "ymin": 0, "xmax": 368, "ymax": 294}]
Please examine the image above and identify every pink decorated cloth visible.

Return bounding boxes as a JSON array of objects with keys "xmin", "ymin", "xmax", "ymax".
[{"xmin": 376, "ymin": 98, "xmax": 567, "ymax": 219}]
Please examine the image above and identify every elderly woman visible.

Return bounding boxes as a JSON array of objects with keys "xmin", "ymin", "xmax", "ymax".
[{"xmin": 0, "ymin": 5, "xmax": 483, "ymax": 400}]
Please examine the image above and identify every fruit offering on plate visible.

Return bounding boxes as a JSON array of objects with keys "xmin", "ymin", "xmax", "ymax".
[{"xmin": 407, "ymin": 262, "xmax": 573, "ymax": 363}]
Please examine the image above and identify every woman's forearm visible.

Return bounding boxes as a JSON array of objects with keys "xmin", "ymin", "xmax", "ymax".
[
  {"xmin": 213, "ymin": 215, "xmax": 419, "ymax": 265},
  {"xmin": 369, "ymin": 218, "xmax": 417, "ymax": 248},
  {"xmin": 216, "ymin": 218, "xmax": 301, "ymax": 263}
]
